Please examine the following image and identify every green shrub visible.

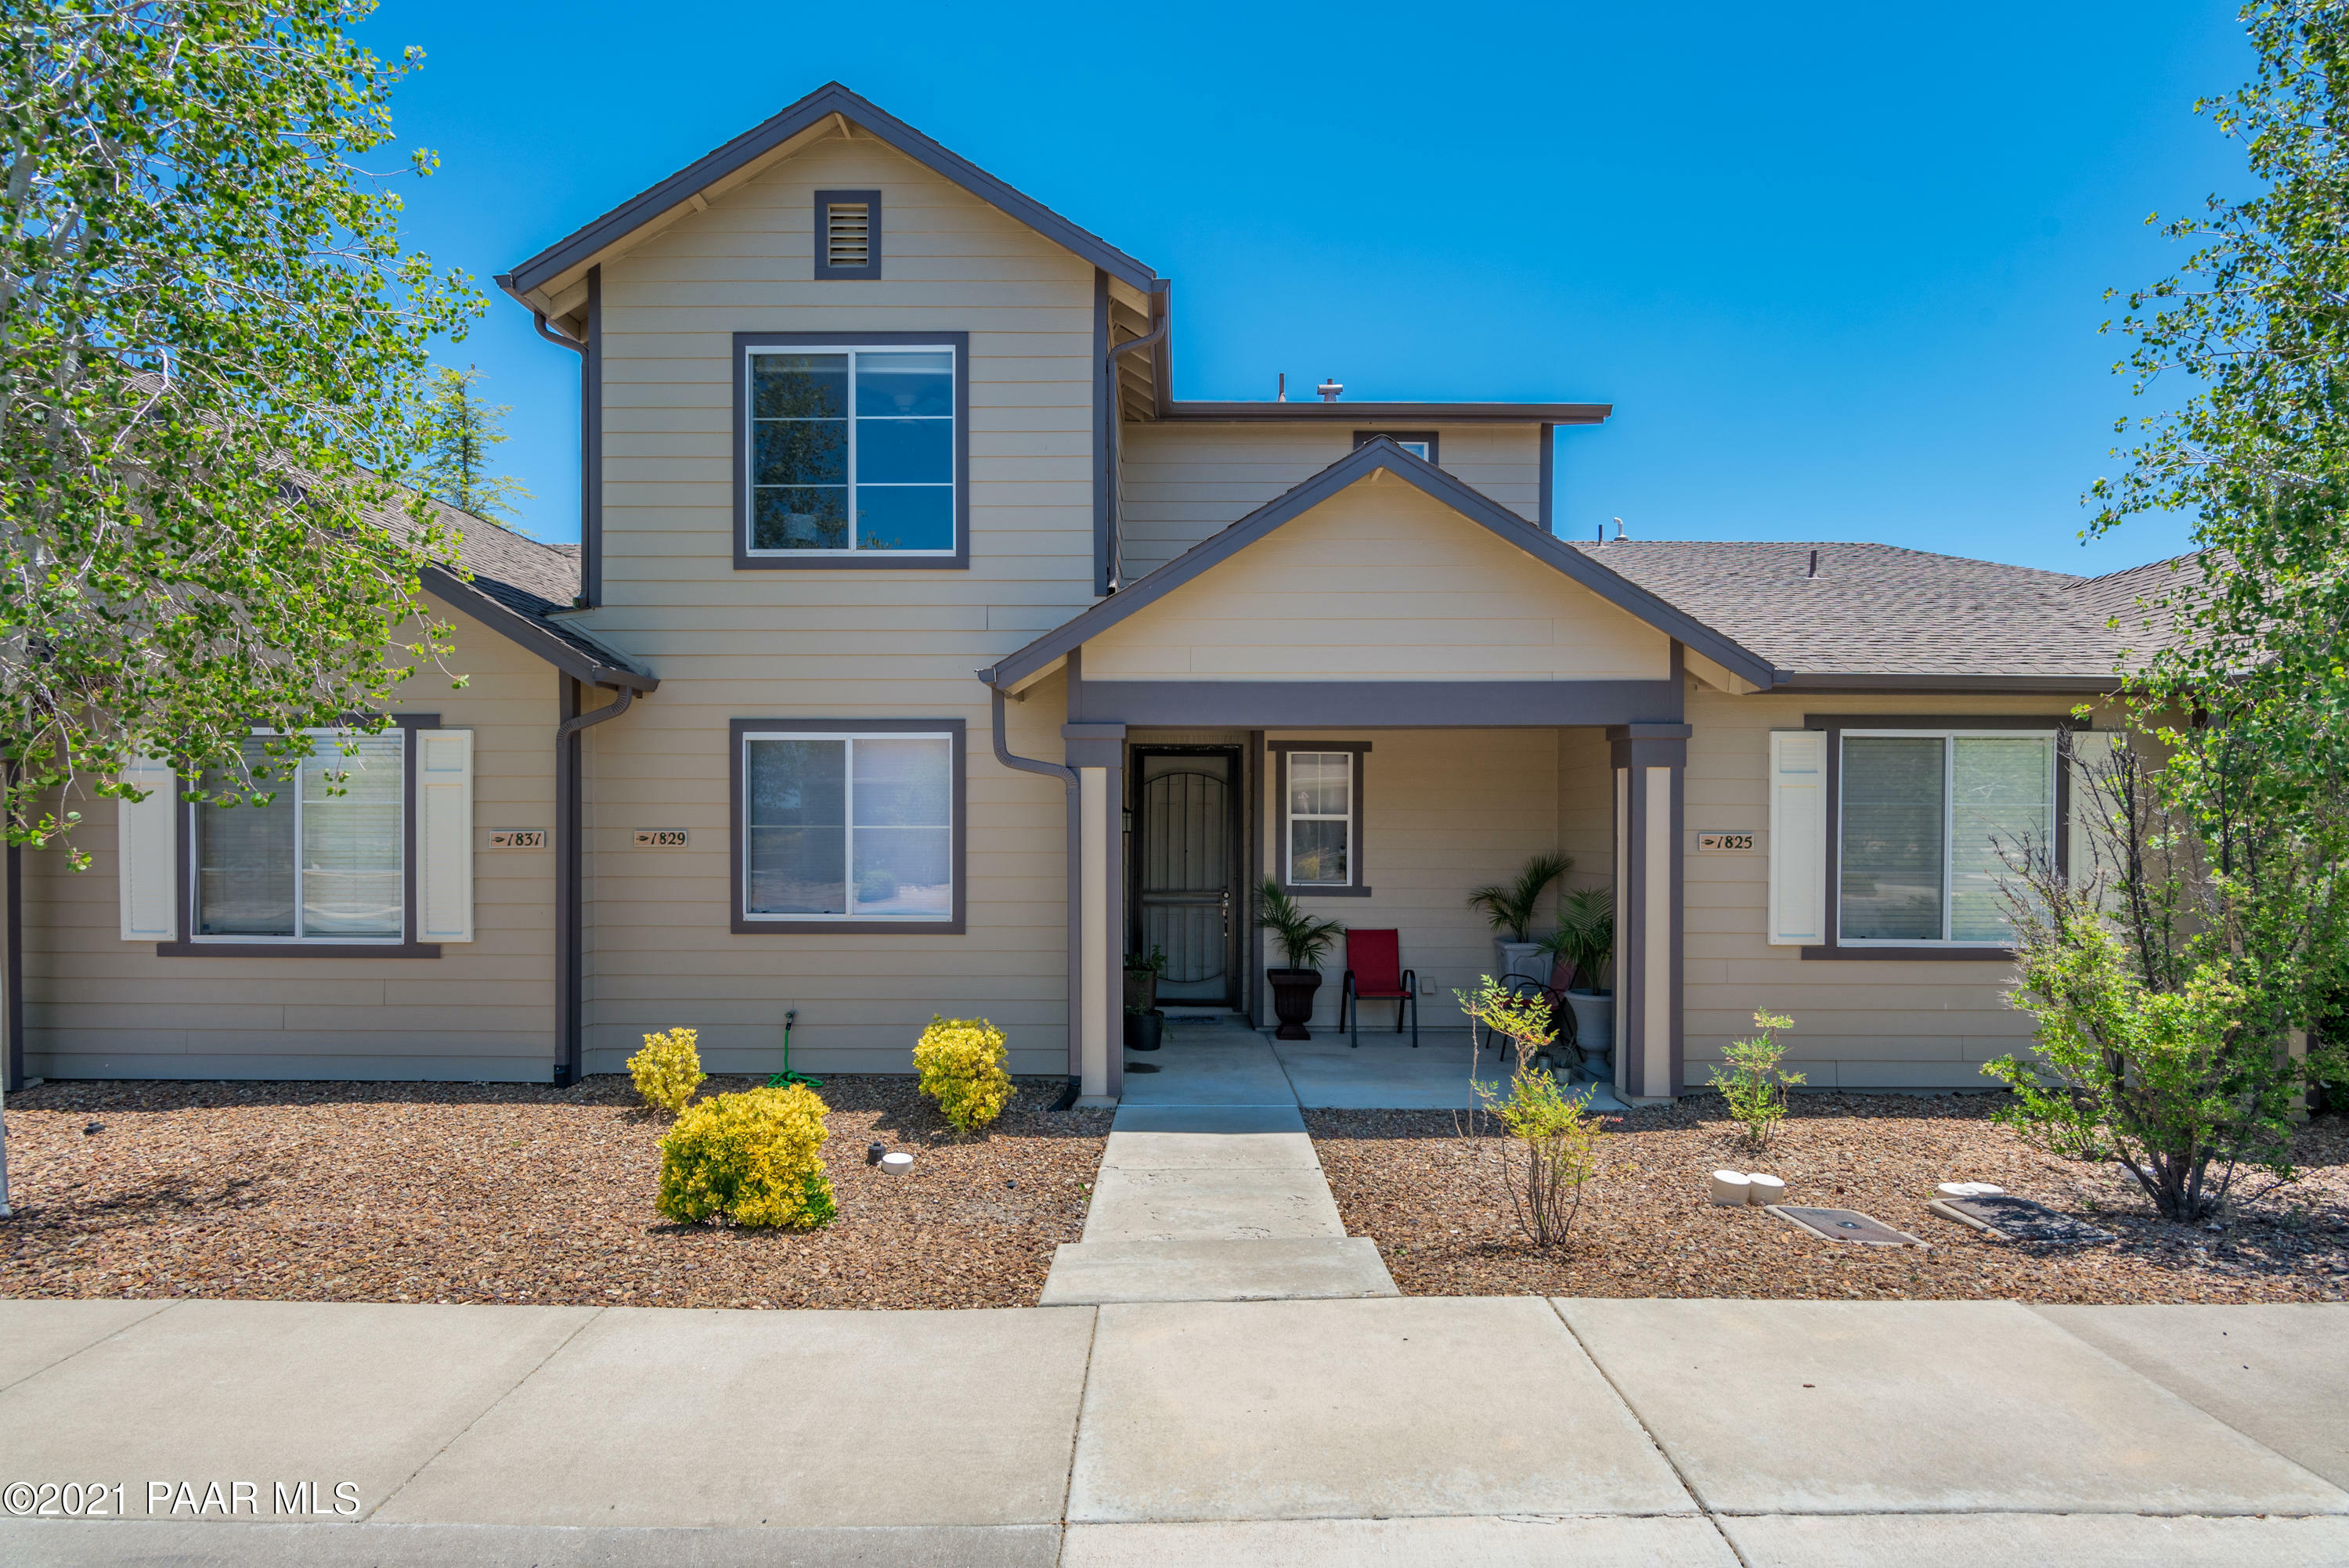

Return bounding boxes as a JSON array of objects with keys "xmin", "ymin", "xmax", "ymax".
[
  {"xmin": 914, "ymin": 1015, "xmax": 1015, "ymax": 1134},
  {"xmin": 1475, "ymin": 1062, "xmax": 1605, "ymax": 1246},
  {"xmin": 656, "ymin": 1084, "xmax": 835, "ymax": 1229},
  {"xmin": 1709, "ymin": 1011, "xmax": 1804, "ymax": 1151},
  {"xmin": 628, "ymin": 1026, "xmax": 705, "ymax": 1115}
]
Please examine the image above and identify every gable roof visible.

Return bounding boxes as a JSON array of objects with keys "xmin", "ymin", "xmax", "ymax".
[
  {"xmin": 499, "ymin": 82, "xmax": 1160, "ymax": 308},
  {"xmin": 981, "ymin": 439, "xmax": 1775, "ymax": 690}
]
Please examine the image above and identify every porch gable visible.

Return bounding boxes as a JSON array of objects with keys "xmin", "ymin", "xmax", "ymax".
[{"xmin": 983, "ymin": 440, "xmax": 1774, "ymax": 702}]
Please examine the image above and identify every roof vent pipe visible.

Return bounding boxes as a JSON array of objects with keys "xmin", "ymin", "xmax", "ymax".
[
  {"xmin": 1612, "ymin": 517, "xmax": 1627, "ymax": 542},
  {"xmin": 1807, "ymin": 548, "xmax": 1819, "ymax": 579},
  {"xmin": 1317, "ymin": 377, "xmax": 1342, "ymax": 402},
  {"xmin": 1277, "ymin": 373, "xmax": 1286, "ymax": 402}
]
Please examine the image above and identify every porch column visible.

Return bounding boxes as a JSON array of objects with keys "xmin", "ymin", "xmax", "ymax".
[
  {"xmin": 1065, "ymin": 723, "xmax": 1126, "ymax": 1101},
  {"xmin": 1608, "ymin": 723, "xmax": 1688, "ymax": 1105}
]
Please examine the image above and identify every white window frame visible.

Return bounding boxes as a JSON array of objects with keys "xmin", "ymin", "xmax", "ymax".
[
  {"xmin": 192, "ymin": 726, "xmax": 407, "ymax": 946},
  {"xmin": 1283, "ymin": 750, "xmax": 1356, "ymax": 889},
  {"xmin": 738, "ymin": 728, "xmax": 957, "ymax": 923},
  {"xmin": 742, "ymin": 341, "xmax": 958, "ymax": 558},
  {"xmin": 1835, "ymin": 727, "xmax": 2058, "ymax": 948}
]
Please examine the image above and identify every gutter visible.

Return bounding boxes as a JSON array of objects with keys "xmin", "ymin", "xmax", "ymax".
[{"xmin": 984, "ymin": 676, "xmax": 1083, "ymax": 1110}]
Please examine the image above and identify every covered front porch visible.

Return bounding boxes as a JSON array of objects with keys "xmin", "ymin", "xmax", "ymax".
[{"xmin": 980, "ymin": 441, "xmax": 1766, "ymax": 1109}]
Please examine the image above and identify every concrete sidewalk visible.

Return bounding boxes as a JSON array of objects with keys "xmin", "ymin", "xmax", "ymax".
[{"xmin": 2, "ymin": 1297, "xmax": 2347, "ymax": 1566}]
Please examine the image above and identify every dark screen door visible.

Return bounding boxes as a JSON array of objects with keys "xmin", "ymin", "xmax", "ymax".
[{"xmin": 1133, "ymin": 749, "xmax": 1242, "ymax": 1007}]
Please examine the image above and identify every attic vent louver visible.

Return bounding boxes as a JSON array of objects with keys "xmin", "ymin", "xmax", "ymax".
[
  {"xmin": 826, "ymin": 203, "xmax": 870, "ymax": 269},
  {"xmin": 812, "ymin": 189, "xmax": 881, "ymax": 279}
]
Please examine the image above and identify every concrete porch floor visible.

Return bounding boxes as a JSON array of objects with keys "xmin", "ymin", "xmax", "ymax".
[{"xmin": 1120, "ymin": 1018, "xmax": 1629, "ymax": 1112}]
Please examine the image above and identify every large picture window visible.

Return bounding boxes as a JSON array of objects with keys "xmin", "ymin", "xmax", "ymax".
[
  {"xmin": 196, "ymin": 731, "xmax": 405, "ymax": 942},
  {"xmin": 735, "ymin": 333, "xmax": 967, "ymax": 568},
  {"xmin": 1838, "ymin": 730, "xmax": 2055, "ymax": 945},
  {"xmin": 732, "ymin": 720, "xmax": 966, "ymax": 932}
]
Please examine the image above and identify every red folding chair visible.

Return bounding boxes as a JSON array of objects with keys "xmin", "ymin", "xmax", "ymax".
[{"xmin": 1340, "ymin": 929, "xmax": 1418, "ymax": 1048}]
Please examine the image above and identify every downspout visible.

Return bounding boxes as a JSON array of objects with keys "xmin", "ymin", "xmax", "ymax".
[
  {"xmin": 558, "ymin": 682, "xmax": 633, "ymax": 741},
  {"xmin": 988, "ymin": 679, "xmax": 1084, "ymax": 1110},
  {"xmin": 1101, "ymin": 312, "xmax": 1171, "ymax": 594},
  {"xmin": 554, "ymin": 681, "xmax": 637, "ymax": 1086},
  {"xmin": 531, "ymin": 310, "xmax": 585, "ymax": 351}
]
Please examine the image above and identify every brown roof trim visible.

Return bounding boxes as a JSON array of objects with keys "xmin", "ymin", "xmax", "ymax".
[
  {"xmin": 1162, "ymin": 401, "xmax": 1611, "ymax": 425},
  {"xmin": 500, "ymin": 82, "xmax": 1158, "ymax": 301},
  {"xmin": 981, "ymin": 439, "xmax": 1772, "ymax": 690},
  {"xmin": 422, "ymin": 566, "xmax": 657, "ymax": 692}
]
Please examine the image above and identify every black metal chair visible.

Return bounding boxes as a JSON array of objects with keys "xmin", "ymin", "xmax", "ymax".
[{"xmin": 1477, "ymin": 963, "xmax": 1582, "ymax": 1077}]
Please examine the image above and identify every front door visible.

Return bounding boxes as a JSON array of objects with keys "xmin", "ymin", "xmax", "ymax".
[{"xmin": 1131, "ymin": 748, "xmax": 1243, "ymax": 1008}]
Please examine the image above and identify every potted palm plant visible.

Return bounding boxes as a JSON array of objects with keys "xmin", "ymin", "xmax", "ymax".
[
  {"xmin": 1254, "ymin": 879, "xmax": 1343, "ymax": 1040},
  {"xmin": 1540, "ymin": 886, "xmax": 1615, "ymax": 1083},
  {"xmin": 1467, "ymin": 852, "xmax": 1571, "ymax": 988}
]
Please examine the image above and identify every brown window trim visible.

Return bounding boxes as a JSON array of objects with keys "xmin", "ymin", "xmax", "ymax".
[
  {"xmin": 157, "ymin": 714, "xmax": 443, "ymax": 959},
  {"xmin": 1267, "ymin": 741, "xmax": 1372, "ymax": 898},
  {"xmin": 812, "ymin": 189, "xmax": 882, "ymax": 280},
  {"xmin": 1799, "ymin": 712, "xmax": 2080, "ymax": 963},
  {"xmin": 731, "ymin": 330, "xmax": 972, "ymax": 571},
  {"xmin": 729, "ymin": 718, "xmax": 968, "ymax": 935}
]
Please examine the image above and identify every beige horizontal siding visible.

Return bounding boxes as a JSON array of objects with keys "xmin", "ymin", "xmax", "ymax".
[
  {"xmin": 1120, "ymin": 423, "xmax": 1543, "ymax": 580},
  {"xmin": 1679, "ymin": 687, "xmax": 2117, "ymax": 1089},
  {"xmin": 23, "ymin": 593, "xmax": 561, "ymax": 1082},
  {"xmin": 572, "ymin": 132, "xmax": 1108, "ymax": 1077},
  {"xmin": 1084, "ymin": 476, "xmax": 1670, "ymax": 683}
]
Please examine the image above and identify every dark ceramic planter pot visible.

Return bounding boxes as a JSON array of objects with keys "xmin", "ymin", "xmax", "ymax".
[
  {"xmin": 1267, "ymin": 968, "xmax": 1322, "ymax": 1040},
  {"xmin": 1124, "ymin": 968, "xmax": 1159, "ymax": 1015},
  {"xmin": 1124, "ymin": 1009, "xmax": 1164, "ymax": 1051}
]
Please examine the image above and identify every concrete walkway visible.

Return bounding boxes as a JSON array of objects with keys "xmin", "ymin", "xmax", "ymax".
[
  {"xmin": 4, "ymin": 1296, "xmax": 2347, "ymax": 1566},
  {"xmin": 1038, "ymin": 1104, "xmax": 1398, "ymax": 1304}
]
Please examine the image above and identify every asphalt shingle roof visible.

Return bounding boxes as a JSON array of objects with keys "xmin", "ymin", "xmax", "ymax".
[
  {"xmin": 349, "ymin": 485, "xmax": 644, "ymax": 679},
  {"xmin": 1568, "ymin": 539, "xmax": 2209, "ymax": 680}
]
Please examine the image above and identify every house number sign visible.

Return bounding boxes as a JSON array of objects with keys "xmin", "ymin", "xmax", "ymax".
[
  {"xmin": 634, "ymin": 830, "xmax": 690, "ymax": 848},
  {"xmin": 487, "ymin": 830, "xmax": 547, "ymax": 849},
  {"xmin": 1697, "ymin": 832, "xmax": 1756, "ymax": 852}
]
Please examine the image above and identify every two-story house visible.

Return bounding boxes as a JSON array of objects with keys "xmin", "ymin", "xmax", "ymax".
[{"xmin": 18, "ymin": 84, "xmax": 2178, "ymax": 1105}]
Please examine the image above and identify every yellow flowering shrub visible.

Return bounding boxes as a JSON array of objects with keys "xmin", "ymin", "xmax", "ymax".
[
  {"xmin": 914, "ymin": 1015, "xmax": 1014, "ymax": 1134},
  {"xmin": 628, "ymin": 1026, "xmax": 705, "ymax": 1114},
  {"xmin": 656, "ymin": 1084, "xmax": 835, "ymax": 1230}
]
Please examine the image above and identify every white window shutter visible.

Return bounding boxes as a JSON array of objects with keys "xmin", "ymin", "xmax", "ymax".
[
  {"xmin": 2067, "ymin": 730, "xmax": 2120, "ymax": 896},
  {"xmin": 1767, "ymin": 730, "xmax": 1828, "ymax": 946},
  {"xmin": 117, "ymin": 755, "xmax": 179, "ymax": 942},
  {"xmin": 415, "ymin": 729, "xmax": 474, "ymax": 943}
]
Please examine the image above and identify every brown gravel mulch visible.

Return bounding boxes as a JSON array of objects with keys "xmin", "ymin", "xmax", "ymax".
[
  {"xmin": 1, "ymin": 1077, "xmax": 1110, "ymax": 1310},
  {"xmin": 1308, "ymin": 1095, "xmax": 2349, "ymax": 1303}
]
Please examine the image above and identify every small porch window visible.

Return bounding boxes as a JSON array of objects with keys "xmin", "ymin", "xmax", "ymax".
[{"xmin": 1270, "ymin": 741, "xmax": 1372, "ymax": 897}]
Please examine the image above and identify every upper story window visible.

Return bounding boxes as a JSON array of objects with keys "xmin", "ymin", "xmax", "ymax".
[
  {"xmin": 734, "ymin": 333, "xmax": 969, "ymax": 570},
  {"xmin": 197, "ymin": 730, "xmax": 404, "ymax": 942},
  {"xmin": 1838, "ymin": 729, "xmax": 2055, "ymax": 945},
  {"xmin": 813, "ymin": 189, "xmax": 882, "ymax": 279},
  {"xmin": 1353, "ymin": 430, "xmax": 1438, "ymax": 463}
]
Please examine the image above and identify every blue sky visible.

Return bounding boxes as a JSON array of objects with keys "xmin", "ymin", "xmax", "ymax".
[{"xmin": 363, "ymin": 1, "xmax": 2252, "ymax": 575}]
